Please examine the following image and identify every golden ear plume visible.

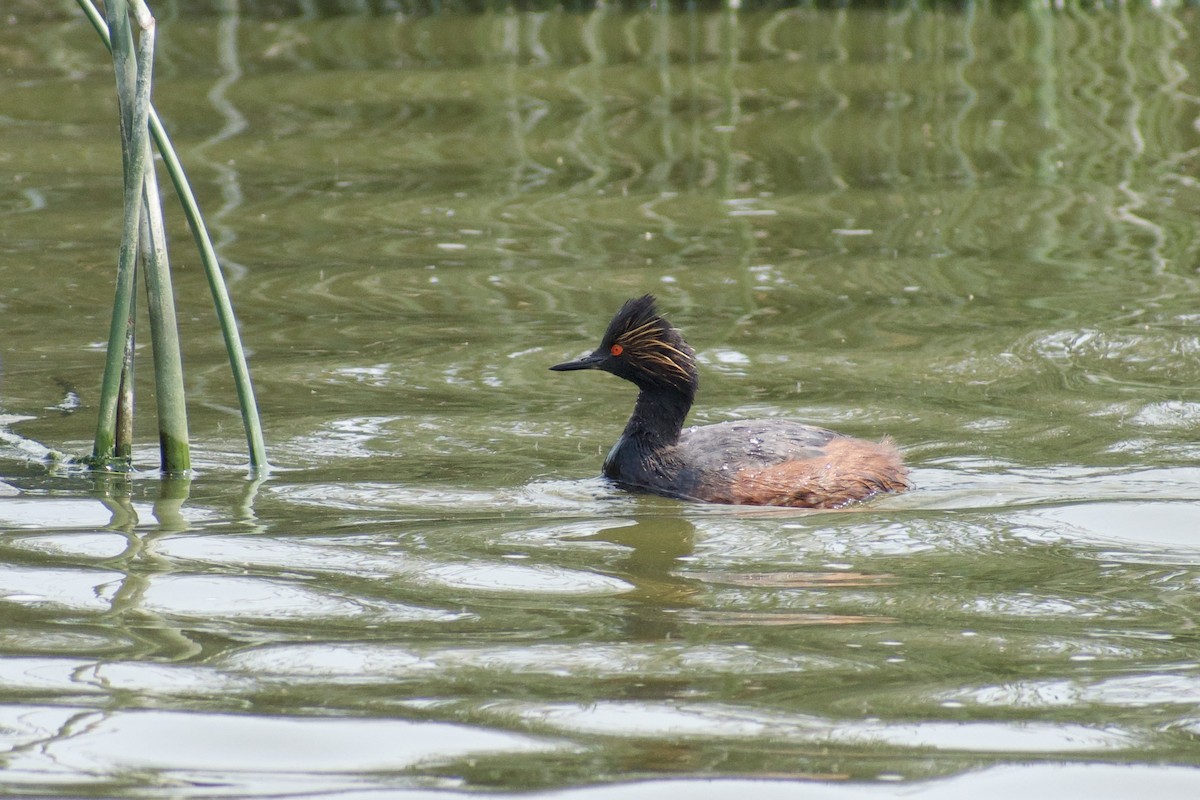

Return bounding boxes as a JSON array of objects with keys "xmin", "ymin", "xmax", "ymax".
[{"xmin": 617, "ymin": 318, "xmax": 694, "ymax": 388}]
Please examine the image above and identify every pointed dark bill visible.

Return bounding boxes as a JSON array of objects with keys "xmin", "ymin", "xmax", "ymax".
[{"xmin": 550, "ymin": 352, "xmax": 606, "ymax": 371}]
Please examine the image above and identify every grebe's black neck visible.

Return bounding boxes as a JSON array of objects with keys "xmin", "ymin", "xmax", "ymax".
[{"xmin": 623, "ymin": 383, "xmax": 693, "ymax": 450}]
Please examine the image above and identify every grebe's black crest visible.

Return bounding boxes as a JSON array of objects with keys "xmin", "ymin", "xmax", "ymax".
[{"xmin": 551, "ymin": 295, "xmax": 697, "ymax": 397}]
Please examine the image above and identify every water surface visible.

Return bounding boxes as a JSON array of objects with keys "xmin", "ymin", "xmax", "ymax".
[{"xmin": 2, "ymin": 2, "xmax": 1200, "ymax": 796}]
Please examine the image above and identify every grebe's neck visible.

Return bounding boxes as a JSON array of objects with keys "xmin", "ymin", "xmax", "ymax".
[{"xmin": 622, "ymin": 385, "xmax": 692, "ymax": 450}]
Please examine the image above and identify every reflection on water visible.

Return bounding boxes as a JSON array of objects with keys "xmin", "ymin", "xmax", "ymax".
[{"xmin": 3, "ymin": 1, "xmax": 1200, "ymax": 796}]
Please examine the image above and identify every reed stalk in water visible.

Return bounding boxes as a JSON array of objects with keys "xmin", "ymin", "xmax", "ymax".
[
  {"xmin": 91, "ymin": 0, "xmax": 163, "ymax": 470},
  {"xmin": 77, "ymin": 0, "xmax": 267, "ymax": 472}
]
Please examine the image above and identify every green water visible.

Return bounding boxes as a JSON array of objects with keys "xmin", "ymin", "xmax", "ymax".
[{"xmin": 3, "ymin": 2, "xmax": 1200, "ymax": 796}]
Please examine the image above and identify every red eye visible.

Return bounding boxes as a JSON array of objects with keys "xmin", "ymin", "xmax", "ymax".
[{"xmin": 610, "ymin": 343, "xmax": 624, "ymax": 357}]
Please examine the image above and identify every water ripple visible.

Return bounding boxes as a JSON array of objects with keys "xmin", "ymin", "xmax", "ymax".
[
  {"xmin": 221, "ymin": 641, "xmax": 854, "ymax": 684},
  {"xmin": 0, "ymin": 707, "xmax": 568, "ymax": 786},
  {"xmin": 138, "ymin": 575, "xmax": 459, "ymax": 623},
  {"xmin": 478, "ymin": 699, "xmax": 1134, "ymax": 754}
]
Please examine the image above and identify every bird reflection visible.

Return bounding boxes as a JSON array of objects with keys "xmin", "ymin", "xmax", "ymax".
[{"xmin": 586, "ymin": 511, "xmax": 699, "ymax": 643}]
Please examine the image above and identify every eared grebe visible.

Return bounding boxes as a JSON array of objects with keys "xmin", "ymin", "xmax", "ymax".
[{"xmin": 551, "ymin": 295, "xmax": 909, "ymax": 508}]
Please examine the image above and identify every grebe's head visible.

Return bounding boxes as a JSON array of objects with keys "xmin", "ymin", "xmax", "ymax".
[{"xmin": 550, "ymin": 295, "xmax": 697, "ymax": 397}]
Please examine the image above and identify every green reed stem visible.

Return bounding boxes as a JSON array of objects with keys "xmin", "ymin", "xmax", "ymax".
[
  {"xmin": 78, "ymin": 0, "xmax": 267, "ymax": 471},
  {"xmin": 92, "ymin": 0, "xmax": 150, "ymax": 469},
  {"xmin": 160, "ymin": 132, "xmax": 268, "ymax": 470},
  {"xmin": 116, "ymin": 270, "xmax": 136, "ymax": 463},
  {"xmin": 140, "ymin": 151, "xmax": 191, "ymax": 474}
]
